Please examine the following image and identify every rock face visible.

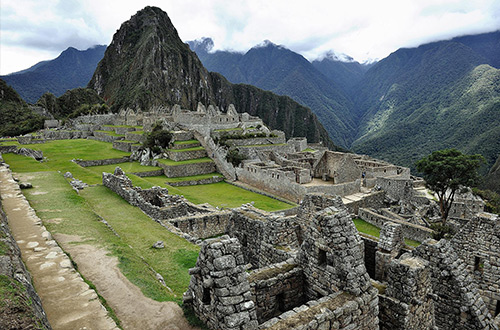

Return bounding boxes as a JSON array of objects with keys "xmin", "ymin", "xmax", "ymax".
[{"xmin": 88, "ymin": 6, "xmax": 336, "ymax": 149}]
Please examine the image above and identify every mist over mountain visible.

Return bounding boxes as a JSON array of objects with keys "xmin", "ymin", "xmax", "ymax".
[
  {"xmin": 1, "ymin": 45, "xmax": 106, "ymax": 103},
  {"xmin": 88, "ymin": 6, "xmax": 336, "ymax": 149}
]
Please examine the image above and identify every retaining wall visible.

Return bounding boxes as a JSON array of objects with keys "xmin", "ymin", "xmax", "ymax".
[
  {"xmin": 157, "ymin": 160, "xmax": 216, "ymax": 177},
  {"xmin": 166, "ymin": 149, "xmax": 207, "ymax": 162},
  {"xmin": 75, "ymin": 157, "xmax": 131, "ymax": 167},
  {"xmin": 359, "ymin": 208, "xmax": 433, "ymax": 242},
  {"xmin": 168, "ymin": 211, "xmax": 231, "ymax": 239},
  {"xmin": 167, "ymin": 176, "xmax": 224, "ymax": 187}
]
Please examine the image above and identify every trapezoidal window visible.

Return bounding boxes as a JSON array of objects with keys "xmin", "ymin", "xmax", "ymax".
[
  {"xmin": 276, "ymin": 293, "xmax": 286, "ymax": 313},
  {"xmin": 202, "ymin": 287, "xmax": 211, "ymax": 304},
  {"xmin": 318, "ymin": 248, "xmax": 327, "ymax": 267},
  {"xmin": 474, "ymin": 256, "xmax": 484, "ymax": 273},
  {"xmin": 495, "ymin": 300, "xmax": 500, "ymax": 317}
]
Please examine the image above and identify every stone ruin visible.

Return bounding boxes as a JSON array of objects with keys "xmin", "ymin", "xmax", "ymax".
[{"xmin": 183, "ymin": 193, "xmax": 499, "ymax": 330}]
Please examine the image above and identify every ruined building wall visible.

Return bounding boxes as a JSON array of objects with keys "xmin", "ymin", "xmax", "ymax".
[
  {"xmin": 414, "ymin": 239, "xmax": 498, "ymax": 330},
  {"xmin": 451, "ymin": 213, "xmax": 500, "ymax": 317},
  {"xmin": 184, "ymin": 236, "xmax": 259, "ymax": 330}
]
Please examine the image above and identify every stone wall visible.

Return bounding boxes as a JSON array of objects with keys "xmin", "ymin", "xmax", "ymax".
[
  {"xmin": 125, "ymin": 131, "xmax": 146, "ymax": 143},
  {"xmin": 237, "ymin": 144, "xmax": 294, "ymax": 160},
  {"xmin": 379, "ymin": 255, "xmax": 435, "ymax": 330},
  {"xmin": 248, "ymin": 261, "xmax": 304, "ymax": 324},
  {"xmin": 112, "ymin": 140, "xmax": 133, "ymax": 152},
  {"xmin": 130, "ymin": 169, "xmax": 165, "ymax": 177},
  {"xmin": 376, "ymin": 176, "xmax": 414, "ymax": 201},
  {"xmin": 75, "ymin": 157, "xmax": 131, "ymax": 167},
  {"xmin": 166, "ymin": 149, "xmax": 207, "ymax": 162},
  {"xmin": 304, "ymin": 179, "xmax": 361, "ymax": 197},
  {"xmin": 41, "ymin": 130, "xmax": 91, "ymax": 140},
  {"xmin": 168, "ymin": 211, "xmax": 231, "ymax": 239},
  {"xmin": 184, "ymin": 235, "xmax": 259, "ymax": 330},
  {"xmin": 299, "ymin": 203, "xmax": 373, "ymax": 299},
  {"xmin": 167, "ymin": 176, "xmax": 224, "ymax": 187},
  {"xmin": 359, "ymin": 208, "xmax": 433, "ymax": 242},
  {"xmin": 451, "ymin": 213, "xmax": 500, "ymax": 316},
  {"xmin": 260, "ymin": 290, "xmax": 379, "ymax": 330},
  {"xmin": 102, "ymin": 168, "xmax": 211, "ymax": 221},
  {"xmin": 414, "ymin": 239, "xmax": 498, "ymax": 330},
  {"xmin": 193, "ymin": 130, "xmax": 236, "ymax": 181},
  {"xmin": 68, "ymin": 114, "xmax": 117, "ymax": 125},
  {"xmin": 157, "ymin": 160, "xmax": 217, "ymax": 177},
  {"xmin": 375, "ymin": 223, "xmax": 404, "ymax": 282},
  {"xmin": 225, "ymin": 136, "xmax": 285, "ymax": 147},
  {"xmin": 227, "ymin": 208, "xmax": 299, "ymax": 269},
  {"xmin": 92, "ymin": 131, "xmax": 123, "ymax": 143},
  {"xmin": 343, "ymin": 190, "xmax": 386, "ymax": 215},
  {"xmin": 0, "ymin": 197, "xmax": 51, "ymax": 329}
]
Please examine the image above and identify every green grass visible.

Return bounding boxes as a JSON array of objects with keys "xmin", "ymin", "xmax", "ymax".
[
  {"xmin": 127, "ymin": 130, "xmax": 144, "ymax": 135},
  {"xmin": 404, "ymin": 238, "xmax": 421, "ymax": 247},
  {"xmin": 173, "ymin": 140, "xmax": 198, "ymax": 145},
  {"xmin": 85, "ymin": 162, "xmax": 162, "ymax": 175},
  {"xmin": 1, "ymin": 140, "xmax": 130, "ymax": 185},
  {"xmin": 18, "ymin": 171, "xmax": 198, "ymax": 303},
  {"xmin": 169, "ymin": 146, "xmax": 204, "ymax": 152},
  {"xmin": 353, "ymin": 218, "xmax": 381, "ymax": 237},
  {"xmin": 128, "ymin": 175, "xmax": 295, "ymax": 211},
  {"xmin": 303, "ymin": 148, "xmax": 317, "ymax": 152},
  {"xmin": 164, "ymin": 173, "xmax": 223, "ymax": 183},
  {"xmin": 103, "ymin": 125, "xmax": 142, "ymax": 129},
  {"xmin": 157, "ymin": 157, "xmax": 213, "ymax": 166}
]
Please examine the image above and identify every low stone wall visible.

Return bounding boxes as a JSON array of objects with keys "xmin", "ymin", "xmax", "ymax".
[
  {"xmin": 359, "ymin": 208, "xmax": 433, "ymax": 242},
  {"xmin": 236, "ymin": 167, "xmax": 306, "ymax": 203},
  {"xmin": 0, "ymin": 197, "xmax": 51, "ymax": 329},
  {"xmin": 124, "ymin": 132, "xmax": 145, "ymax": 143},
  {"xmin": 237, "ymin": 144, "xmax": 293, "ymax": 159},
  {"xmin": 171, "ymin": 142, "xmax": 200, "ymax": 150},
  {"xmin": 75, "ymin": 157, "xmax": 131, "ymax": 167},
  {"xmin": 167, "ymin": 176, "xmax": 224, "ymax": 187},
  {"xmin": 112, "ymin": 140, "xmax": 132, "ymax": 152},
  {"xmin": 103, "ymin": 169, "xmax": 211, "ymax": 221},
  {"xmin": 166, "ymin": 149, "xmax": 207, "ymax": 162},
  {"xmin": 259, "ymin": 289, "xmax": 379, "ymax": 330},
  {"xmin": 41, "ymin": 130, "xmax": 91, "ymax": 140},
  {"xmin": 112, "ymin": 126, "xmax": 136, "ymax": 135},
  {"xmin": 344, "ymin": 190, "xmax": 386, "ymax": 215},
  {"xmin": 249, "ymin": 262, "xmax": 305, "ymax": 324},
  {"xmin": 0, "ymin": 145, "xmax": 18, "ymax": 154},
  {"xmin": 92, "ymin": 131, "xmax": 123, "ymax": 143},
  {"xmin": 130, "ymin": 169, "xmax": 165, "ymax": 177},
  {"xmin": 305, "ymin": 179, "xmax": 361, "ymax": 197},
  {"xmin": 157, "ymin": 160, "xmax": 216, "ymax": 178},
  {"xmin": 225, "ymin": 136, "xmax": 285, "ymax": 147},
  {"xmin": 171, "ymin": 130, "xmax": 193, "ymax": 141},
  {"xmin": 168, "ymin": 211, "xmax": 231, "ymax": 239}
]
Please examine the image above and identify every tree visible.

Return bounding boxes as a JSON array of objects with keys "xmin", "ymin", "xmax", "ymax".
[
  {"xmin": 416, "ymin": 149, "xmax": 484, "ymax": 223},
  {"xmin": 143, "ymin": 123, "xmax": 172, "ymax": 154}
]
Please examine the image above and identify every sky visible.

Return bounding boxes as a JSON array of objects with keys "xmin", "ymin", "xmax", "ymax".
[{"xmin": 1, "ymin": 0, "xmax": 500, "ymax": 75}]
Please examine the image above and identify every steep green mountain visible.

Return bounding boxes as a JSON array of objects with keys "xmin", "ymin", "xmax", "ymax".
[
  {"xmin": 188, "ymin": 38, "xmax": 358, "ymax": 147},
  {"xmin": 481, "ymin": 154, "xmax": 500, "ymax": 194},
  {"xmin": 352, "ymin": 34, "xmax": 500, "ymax": 170},
  {"xmin": 89, "ymin": 6, "xmax": 336, "ymax": 149},
  {"xmin": 1, "ymin": 46, "xmax": 106, "ymax": 103},
  {"xmin": 0, "ymin": 79, "xmax": 44, "ymax": 136},
  {"xmin": 311, "ymin": 53, "xmax": 372, "ymax": 95}
]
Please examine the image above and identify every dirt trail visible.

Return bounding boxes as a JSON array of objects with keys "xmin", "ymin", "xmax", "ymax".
[
  {"xmin": 0, "ymin": 166, "xmax": 118, "ymax": 330},
  {"xmin": 57, "ymin": 235, "xmax": 198, "ymax": 330}
]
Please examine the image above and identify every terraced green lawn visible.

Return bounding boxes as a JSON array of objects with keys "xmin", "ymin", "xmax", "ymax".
[
  {"xmin": 85, "ymin": 162, "xmax": 162, "ymax": 175},
  {"xmin": 164, "ymin": 173, "xmax": 223, "ymax": 183},
  {"xmin": 169, "ymin": 146, "xmax": 205, "ymax": 152},
  {"xmin": 128, "ymin": 174, "xmax": 296, "ymax": 211},
  {"xmin": 173, "ymin": 140, "xmax": 198, "ymax": 145}
]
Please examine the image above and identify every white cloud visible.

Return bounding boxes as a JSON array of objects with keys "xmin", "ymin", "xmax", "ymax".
[{"xmin": 1, "ymin": 0, "xmax": 499, "ymax": 74}]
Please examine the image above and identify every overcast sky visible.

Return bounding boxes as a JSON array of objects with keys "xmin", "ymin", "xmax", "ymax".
[{"xmin": 1, "ymin": 0, "xmax": 499, "ymax": 75}]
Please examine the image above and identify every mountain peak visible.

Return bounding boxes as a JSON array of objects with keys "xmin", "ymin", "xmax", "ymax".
[{"xmin": 187, "ymin": 37, "xmax": 214, "ymax": 54}]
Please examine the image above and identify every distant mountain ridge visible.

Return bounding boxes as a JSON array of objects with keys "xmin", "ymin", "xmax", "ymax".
[
  {"xmin": 189, "ymin": 38, "xmax": 367, "ymax": 147},
  {"xmin": 1, "ymin": 45, "xmax": 106, "ymax": 103}
]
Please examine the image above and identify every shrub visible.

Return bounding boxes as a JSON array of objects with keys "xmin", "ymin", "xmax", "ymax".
[
  {"xmin": 226, "ymin": 149, "xmax": 246, "ymax": 167},
  {"xmin": 143, "ymin": 123, "xmax": 172, "ymax": 153}
]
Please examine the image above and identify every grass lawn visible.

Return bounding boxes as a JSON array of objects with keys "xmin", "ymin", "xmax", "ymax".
[
  {"xmin": 19, "ymin": 171, "xmax": 198, "ymax": 303},
  {"xmin": 352, "ymin": 218, "xmax": 421, "ymax": 247},
  {"xmin": 95, "ymin": 130, "xmax": 125, "ymax": 137},
  {"xmin": 157, "ymin": 157, "xmax": 213, "ymax": 166},
  {"xmin": 128, "ymin": 175, "xmax": 295, "ymax": 211},
  {"xmin": 85, "ymin": 162, "xmax": 162, "ymax": 175}
]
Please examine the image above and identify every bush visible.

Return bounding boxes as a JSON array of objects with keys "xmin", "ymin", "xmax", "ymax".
[
  {"xmin": 143, "ymin": 123, "xmax": 172, "ymax": 153},
  {"xmin": 226, "ymin": 149, "xmax": 246, "ymax": 167},
  {"xmin": 430, "ymin": 223, "xmax": 454, "ymax": 240}
]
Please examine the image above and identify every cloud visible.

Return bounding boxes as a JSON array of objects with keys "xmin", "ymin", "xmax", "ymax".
[{"xmin": 1, "ymin": 0, "xmax": 499, "ymax": 74}]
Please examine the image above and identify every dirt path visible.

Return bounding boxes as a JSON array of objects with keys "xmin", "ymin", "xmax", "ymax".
[
  {"xmin": 56, "ymin": 234, "xmax": 198, "ymax": 330},
  {"xmin": 0, "ymin": 166, "xmax": 118, "ymax": 330}
]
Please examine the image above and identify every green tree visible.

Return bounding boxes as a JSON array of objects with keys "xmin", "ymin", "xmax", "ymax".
[
  {"xmin": 143, "ymin": 123, "xmax": 172, "ymax": 154},
  {"xmin": 416, "ymin": 149, "xmax": 484, "ymax": 223}
]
